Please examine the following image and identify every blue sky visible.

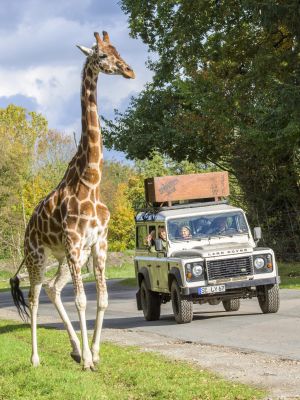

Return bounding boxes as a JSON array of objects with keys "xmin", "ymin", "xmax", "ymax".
[{"xmin": 0, "ymin": 0, "xmax": 152, "ymax": 161}]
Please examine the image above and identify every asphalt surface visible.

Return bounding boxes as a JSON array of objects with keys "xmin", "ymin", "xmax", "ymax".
[{"xmin": 1, "ymin": 281, "xmax": 300, "ymax": 360}]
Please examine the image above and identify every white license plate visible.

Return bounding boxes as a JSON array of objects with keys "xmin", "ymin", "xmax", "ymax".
[{"xmin": 198, "ymin": 285, "xmax": 226, "ymax": 295}]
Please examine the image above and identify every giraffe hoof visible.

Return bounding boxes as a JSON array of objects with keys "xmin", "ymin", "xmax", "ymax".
[
  {"xmin": 82, "ymin": 364, "xmax": 96, "ymax": 372},
  {"xmin": 70, "ymin": 352, "xmax": 81, "ymax": 364},
  {"xmin": 31, "ymin": 355, "xmax": 40, "ymax": 367},
  {"xmin": 93, "ymin": 357, "xmax": 100, "ymax": 366}
]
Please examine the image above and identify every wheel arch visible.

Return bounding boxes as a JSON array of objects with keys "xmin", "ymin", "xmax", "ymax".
[
  {"xmin": 137, "ymin": 267, "xmax": 151, "ymax": 289},
  {"xmin": 168, "ymin": 267, "xmax": 183, "ymax": 291}
]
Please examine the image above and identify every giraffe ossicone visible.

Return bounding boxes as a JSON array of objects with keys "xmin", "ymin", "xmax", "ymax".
[{"xmin": 10, "ymin": 31, "xmax": 135, "ymax": 370}]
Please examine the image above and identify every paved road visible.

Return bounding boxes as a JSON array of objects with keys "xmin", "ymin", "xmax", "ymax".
[{"xmin": 1, "ymin": 281, "xmax": 300, "ymax": 360}]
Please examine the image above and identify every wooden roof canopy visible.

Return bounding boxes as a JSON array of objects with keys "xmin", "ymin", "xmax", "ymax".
[{"xmin": 144, "ymin": 171, "xmax": 229, "ymax": 206}]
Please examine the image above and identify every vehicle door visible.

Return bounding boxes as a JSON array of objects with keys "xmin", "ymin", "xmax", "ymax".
[
  {"xmin": 154, "ymin": 224, "xmax": 169, "ymax": 292},
  {"xmin": 146, "ymin": 224, "xmax": 160, "ymax": 290}
]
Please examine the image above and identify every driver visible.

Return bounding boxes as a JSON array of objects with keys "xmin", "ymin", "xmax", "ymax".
[{"xmin": 207, "ymin": 217, "xmax": 227, "ymax": 235}]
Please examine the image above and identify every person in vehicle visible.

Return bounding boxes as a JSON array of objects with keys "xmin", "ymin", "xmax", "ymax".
[
  {"xmin": 180, "ymin": 226, "xmax": 192, "ymax": 239},
  {"xmin": 206, "ymin": 216, "xmax": 227, "ymax": 235},
  {"xmin": 145, "ymin": 230, "xmax": 155, "ymax": 247},
  {"xmin": 147, "ymin": 226, "xmax": 167, "ymax": 252},
  {"xmin": 158, "ymin": 226, "xmax": 167, "ymax": 243}
]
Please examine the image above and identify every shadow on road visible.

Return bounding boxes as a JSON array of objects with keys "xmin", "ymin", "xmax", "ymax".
[{"xmin": 38, "ymin": 310, "xmax": 262, "ymax": 332}]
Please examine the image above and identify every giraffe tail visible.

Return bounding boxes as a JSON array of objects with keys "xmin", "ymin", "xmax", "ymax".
[{"xmin": 10, "ymin": 260, "xmax": 30, "ymax": 322}]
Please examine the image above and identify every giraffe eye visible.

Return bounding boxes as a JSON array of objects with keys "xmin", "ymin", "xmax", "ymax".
[{"xmin": 99, "ymin": 54, "xmax": 108, "ymax": 59}]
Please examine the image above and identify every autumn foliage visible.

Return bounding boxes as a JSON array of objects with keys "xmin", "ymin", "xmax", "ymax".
[{"xmin": 0, "ymin": 105, "xmax": 136, "ymax": 263}]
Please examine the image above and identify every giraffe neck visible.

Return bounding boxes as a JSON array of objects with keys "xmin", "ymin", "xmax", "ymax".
[{"xmin": 76, "ymin": 60, "xmax": 103, "ymax": 186}]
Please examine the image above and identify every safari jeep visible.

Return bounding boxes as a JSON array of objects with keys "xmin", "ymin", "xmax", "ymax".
[{"xmin": 134, "ymin": 173, "xmax": 280, "ymax": 324}]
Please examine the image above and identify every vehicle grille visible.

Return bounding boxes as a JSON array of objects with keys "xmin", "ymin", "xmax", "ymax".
[{"xmin": 206, "ymin": 256, "xmax": 253, "ymax": 281}]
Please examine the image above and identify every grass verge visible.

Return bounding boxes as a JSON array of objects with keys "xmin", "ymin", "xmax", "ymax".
[
  {"xmin": 0, "ymin": 320, "xmax": 264, "ymax": 400},
  {"xmin": 0, "ymin": 261, "xmax": 136, "ymax": 291},
  {"xmin": 278, "ymin": 262, "xmax": 300, "ymax": 289},
  {"xmin": 0, "ymin": 269, "xmax": 11, "ymax": 290}
]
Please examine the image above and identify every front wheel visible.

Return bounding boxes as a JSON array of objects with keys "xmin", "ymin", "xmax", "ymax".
[
  {"xmin": 257, "ymin": 284, "xmax": 280, "ymax": 314},
  {"xmin": 222, "ymin": 298, "xmax": 240, "ymax": 312},
  {"xmin": 171, "ymin": 280, "xmax": 193, "ymax": 324},
  {"xmin": 140, "ymin": 280, "xmax": 161, "ymax": 321}
]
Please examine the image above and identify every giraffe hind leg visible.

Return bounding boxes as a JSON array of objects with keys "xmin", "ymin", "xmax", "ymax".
[
  {"xmin": 26, "ymin": 245, "xmax": 47, "ymax": 367},
  {"xmin": 28, "ymin": 281, "xmax": 43, "ymax": 367}
]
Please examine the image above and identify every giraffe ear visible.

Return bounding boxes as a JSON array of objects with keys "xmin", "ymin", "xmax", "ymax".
[
  {"xmin": 102, "ymin": 31, "xmax": 111, "ymax": 43},
  {"xmin": 76, "ymin": 45, "xmax": 93, "ymax": 56}
]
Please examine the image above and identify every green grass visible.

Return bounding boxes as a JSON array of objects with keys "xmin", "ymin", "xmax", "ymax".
[
  {"xmin": 0, "ymin": 320, "xmax": 264, "ymax": 400},
  {"xmin": 0, "ymin": 261, "xmax": 137, "ymax": 291},
  {"xmin": 0, "ymin": 269, "xmax": 11, "ymax": 290},
  {"xmin": 106, "ymin": 263, "xmax": 135, "ymax": 281},
  {"xmin": 278, "ymin": 262, "xmax": 300, "ymax": 289},
  {"xmin": 79, "ymin": 263, "xmax": 137, "ymax": 287}
]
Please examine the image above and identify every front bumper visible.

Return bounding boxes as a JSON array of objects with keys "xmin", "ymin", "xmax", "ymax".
[{"xmin": 181, "ymin": 276, "xmax": 281, "ymax": 296}]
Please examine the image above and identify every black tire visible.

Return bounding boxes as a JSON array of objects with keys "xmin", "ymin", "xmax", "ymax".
[
  {"xmin": 257, "ymin": 284, "xmax": 280, "ymax": 314},
  {"xmin": 171, "ymin": 280, "xmax": 193, "ymax": 324},
  {"xmin": 140, "ymin": 280, "xmax": 161, "ymax": 321},
  {"xmin": 222, "ymin": 298, "xmax": 240, "ymax": 312}
]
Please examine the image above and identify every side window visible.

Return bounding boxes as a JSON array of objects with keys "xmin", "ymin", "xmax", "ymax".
[
  {"xmin": 236, "ymin": 214, "xmax": 248, "ymax": 232},
  {"xmin": 136, "ymin": 225, "xmax": 147, "ymax": 249}
]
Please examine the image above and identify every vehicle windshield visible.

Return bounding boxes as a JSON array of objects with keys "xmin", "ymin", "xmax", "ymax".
[{"xmin": 167, "ymin": 212, "xmax": 249, "ymax": 241}]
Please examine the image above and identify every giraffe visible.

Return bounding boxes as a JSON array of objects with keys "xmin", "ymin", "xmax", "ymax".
[{"xmin": 10, "ymin": 31, "xmax": 135, "ymax": 370}]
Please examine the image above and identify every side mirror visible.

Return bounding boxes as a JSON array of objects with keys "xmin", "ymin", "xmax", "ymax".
[
  {"xmin": 154, "ymin": 238, "xmax": 163, "ymax": 252},
  {"xmin": 253, "ymin": 227, "xmax": 262, "ymax": 243}
]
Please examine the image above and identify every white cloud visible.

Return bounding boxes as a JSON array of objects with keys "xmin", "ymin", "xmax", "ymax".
[
  {"xmin": 0, "ymin": 65, "xmax": 80, "ymax": 127},
  {"xmin": 0, "ymin": 2, "xmax": 153, "ymax": 157}
]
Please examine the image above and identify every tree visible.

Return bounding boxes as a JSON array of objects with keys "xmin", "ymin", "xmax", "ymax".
[
  {"xmin": 104, "ymin": 1, "xmax": 300, "ymax": 260},
  {"xmin": 108, "ymin": 183, "xmax": 136, "ymax": 251},
  {"xmin": 0, "ymin": 105, "xmax": 47, "ymax": 261}
]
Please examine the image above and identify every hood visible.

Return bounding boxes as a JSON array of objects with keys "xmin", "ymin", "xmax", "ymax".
[
  {"xmin": 171, "ymin": 242, "xmax": 252, "ymax": 259},
  {"xmin": 193, "ymin": 242, "xmax": 253, "ymax": 258}
]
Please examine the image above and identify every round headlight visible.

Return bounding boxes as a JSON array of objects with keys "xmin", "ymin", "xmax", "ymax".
[
  {"xmin": 192, "ymin": 264, "xmax": 203, "ymax": 277},
  {"xmin": 254, "ymin": 257, "xmax": 265, "ymax": 269}
]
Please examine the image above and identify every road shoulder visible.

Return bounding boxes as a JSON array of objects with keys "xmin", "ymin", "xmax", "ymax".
[{"xmin": 102, "ymin": 328, "xmax": 300, "ymax": 400}]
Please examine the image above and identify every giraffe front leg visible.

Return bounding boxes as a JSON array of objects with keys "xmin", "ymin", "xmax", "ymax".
[
  {"xmin": 44, "ymin": 263, "xmax": 81, "ymax": 363},
  {"xmin": 91, "ymin": 239, "xmax": 108, "ymax": 365},
  {"xmin": 67, "ymin": 253, "xmax": 95, "ymax": 371}
]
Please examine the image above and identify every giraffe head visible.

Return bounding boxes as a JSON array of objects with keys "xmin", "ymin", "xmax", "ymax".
[{"xmin": 77, "ymin": 31, "xmax": 135, "ymax": 79}]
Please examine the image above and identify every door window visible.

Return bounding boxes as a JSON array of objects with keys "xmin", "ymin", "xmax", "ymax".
[{"xmin": 136, "ymin": 225, "xmax": 147, "ymax": 249}]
